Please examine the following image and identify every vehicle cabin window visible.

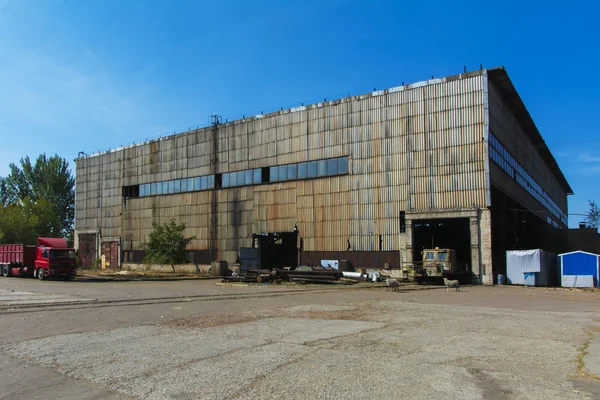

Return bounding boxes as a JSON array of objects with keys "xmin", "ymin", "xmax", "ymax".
[
  {"xmin": 42, "ymin": 249, "xmax": 48, "ymax": 259},
  {"xmin": 437, "ymin": 252, "xmax": 448, "ymax": 261},
  {"xmin": 425, "ymin": 252, "xmax": 434, "ymax": 260},
  {"xmin": 50, "ymin": 250, "xmax": 76, "ymax": 260}
]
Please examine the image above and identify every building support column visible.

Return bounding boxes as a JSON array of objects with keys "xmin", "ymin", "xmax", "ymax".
[{"xmin": 479, "ymin": 208, "xmax": 493, "ymax": 285}]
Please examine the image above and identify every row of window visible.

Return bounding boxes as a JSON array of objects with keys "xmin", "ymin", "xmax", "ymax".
[
  {"xmin": 128, "ymin": 156, "xmax": 349, "ymax": 198},
  {"xmin": 489, "ymin": 133, "xmax": 567, "ymax": 225},
  {"xmin": 139, "ymin": 175, "xmax": 215, "ymax": 197}
]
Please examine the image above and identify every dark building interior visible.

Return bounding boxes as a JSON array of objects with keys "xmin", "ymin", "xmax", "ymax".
[
  {"xmin": 490, "ymin": 186, "xmax": 566, "ymax": 282},
  {"xmin": 411, "ymin": 218, "xmax": 472, "ymax": 271}
]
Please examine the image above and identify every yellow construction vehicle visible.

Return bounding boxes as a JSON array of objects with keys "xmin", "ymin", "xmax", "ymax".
[{"xmin": 403, "ymin": 248, "xmax": 469, "ymax": 282}]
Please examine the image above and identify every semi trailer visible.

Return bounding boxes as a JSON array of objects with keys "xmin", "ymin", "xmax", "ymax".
[{"xmin": 0, "ymin": 237, "xmax": 77, "ymax": 280}]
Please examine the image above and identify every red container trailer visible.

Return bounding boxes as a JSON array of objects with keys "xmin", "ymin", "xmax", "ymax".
[{"xmin": 0, "ymin": 237, "xmax": 77, "ymax": 280}]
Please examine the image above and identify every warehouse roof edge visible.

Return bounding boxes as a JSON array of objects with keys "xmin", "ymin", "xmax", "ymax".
[{"xmin": 75, "ymin": 66, "xmax": 572, "ymax": 195}]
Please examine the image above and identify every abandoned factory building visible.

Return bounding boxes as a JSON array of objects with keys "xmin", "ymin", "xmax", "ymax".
[{"xmin": 74, "ymin": 67, "xmax": 572, "ymax": 284}]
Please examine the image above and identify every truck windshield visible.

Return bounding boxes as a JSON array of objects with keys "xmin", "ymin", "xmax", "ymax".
[
  {"xmin": 437, "ymin": 252, "xmax": 448, "ymax": 261},
  {"xmin": 50, "ymin": 250, "xmax": 76, "ymax": 260}
]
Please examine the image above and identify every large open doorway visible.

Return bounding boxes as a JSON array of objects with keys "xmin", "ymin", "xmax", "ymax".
[
  {"xmin": 412, "ymin": 218, "xmax": 471, "ymax": 271},
  {"xmin": 490, "ymin": 186, "xmax": 566, "ymax": 282}
]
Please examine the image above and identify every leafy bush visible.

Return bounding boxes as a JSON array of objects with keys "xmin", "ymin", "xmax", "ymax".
[{"xmin": 144, "ymin": 219, "xmax": 195, "ymax": 266}]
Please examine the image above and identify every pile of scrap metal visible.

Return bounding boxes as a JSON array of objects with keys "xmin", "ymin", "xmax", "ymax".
[
  {"xmin": 222, "ymin": 269, "xmax": 282, "ymax": 284},
  {"xmin": 222, "ymin": 265, "xmax": 375, "ymax": 285}
]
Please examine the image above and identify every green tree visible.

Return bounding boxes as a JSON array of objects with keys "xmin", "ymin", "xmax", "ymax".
[
  {"xmin": 0, "ymin": 154, "xmax": 74, "ymax": 239},
  {"xmin": 584, "ymin": 200, "xmax": 600, "ymax": 229},
  {"xmin": 0, "ymin": 204, "xmax": 38, "ymax": 244},
  {"xmin": 144, "ymin": 219, "xmax": 196, "ymax": 268}
]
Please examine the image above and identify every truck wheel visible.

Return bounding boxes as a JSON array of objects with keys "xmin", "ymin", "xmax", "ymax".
[
  {"xmin": 38, "ymin": 268, "xmax": 45, "ymax": 280},
  {"xmin": 2, "ymin": 266, "xmax": 9, "ymax": 277}
]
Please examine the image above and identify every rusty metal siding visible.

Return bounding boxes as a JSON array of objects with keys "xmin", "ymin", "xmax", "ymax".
[{"xmin": 75, "ymin": 71, "xmax": 491, "ymax": 264}]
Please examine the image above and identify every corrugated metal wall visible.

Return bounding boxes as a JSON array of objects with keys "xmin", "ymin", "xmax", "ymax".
[
  {"xmin": 488, "ymin": 81, "xmax": 568, "ymax": 221},
  {"xmin": 76, "ymin": 72, "xmax": 487, "ymax": 264}
]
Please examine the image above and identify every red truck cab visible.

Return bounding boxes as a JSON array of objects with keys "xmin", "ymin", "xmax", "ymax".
[
  {"xmin": 34, "ymin": 238, "xmax": 77, "ymax": 280},
  {"xmin": 0, "ymin": 237, "xmax": 77, "ymax": 280}
]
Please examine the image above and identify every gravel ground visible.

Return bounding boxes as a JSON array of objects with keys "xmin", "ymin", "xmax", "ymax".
[{"xmin": 3, "ymin": 296, "xmax": 599, "ymax": 400}]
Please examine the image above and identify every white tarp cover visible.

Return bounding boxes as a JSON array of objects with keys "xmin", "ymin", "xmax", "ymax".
[
  {"xmin": 561, "ymin": 275, "xmax": 595, "ymax": 288},
  {"xmin": 506, "ymin": 249, "xmax": 557, "ymax": 286}
]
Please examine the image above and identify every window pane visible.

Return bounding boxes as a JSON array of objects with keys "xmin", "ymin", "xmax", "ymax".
[
  {"xmin": 181, "ymin": 178, "xmax": 188, "ymax": 192},
  {"xmin": 174, "ymin": 180, "xmax": 181, "ymax": 193},
  {"xmin": 307, "ymin": 161, "xmax": 317, "ymax": 178},
  {"xmin": 193, "ymin": 177, "xmax": 200, "ymax": 191},
  {"xmin": 230, "ymin": 172, "xmax": 237, "ymax": 187},
  {"xmin": 337, "ymin": 157, "xmax": 349, "ymax": 174},
  {"xmin": 162, "ymin": 182, "xmax": 168, "ymax": 194},
  {"xmin": 270, "ymin": 166, "xmax": 279, "ymax": 182},
  {"xmin": 139, "ymin": 184, "xmax": 145, "ymax": 197},
  {"xmin": 151, "ymin": 182, "xmax": 157, "ymax": 195},
  {"xmin": 253, "ymin": 168, "xmax": 262, "ymax": 184},
  {"xmin": 188, "ymin": 178, "xmax": 194, "ymax": 191},
  {"xmin": 327, "ymin": 159, "xmax": 337, "ymax": 175},
  {"xmin": 222, "ymin": 173, "xmax": 230, "ymax": 188},
  {"xmin": 279, "ymin": 165, "xmax": 288, "ymax": 181},
  {"xmin": 288, "ymin": 164, "xmax": 297, "ymax": 180},
  {"xmin": 317, "ymin": 160, "xmax": 327, "ymax": 177},
  {"xmin": 207, "ymin": 175, "xmax": 214, "ymax": 188},
  {"xmin": 200, "ymin": 176, "xmax": 208, "ymax": 190},
  {"xmin": 168, "ymin": 180, "xmax": 175, "ymax": 194},
  {"xmin": 298, "ymin": 162, "xmax": 307, "ymax": 179},
  {"xmin": 245, "ymin": 170, "xmax": 253, "ymax": 185}
]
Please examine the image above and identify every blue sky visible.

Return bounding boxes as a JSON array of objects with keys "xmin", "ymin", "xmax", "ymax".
[{"xmin": 0, "ymin": 0, "xmax": 598, "ymax": 226}]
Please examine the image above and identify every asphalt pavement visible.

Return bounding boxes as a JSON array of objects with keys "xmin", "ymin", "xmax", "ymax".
[{"xmin": 0, "ymin": 277, "xmax": 599, "ymax": 399}]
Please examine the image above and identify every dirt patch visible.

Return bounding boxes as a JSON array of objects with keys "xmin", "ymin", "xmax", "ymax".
[
  {"xmin": 165, "ymin": 303, "xmax": 372, "ymax": 329},
  {"xmin": 166, "ymin": 313, "xmax": 260, "ymax": 328},
  {"xmin": 468, "ymin": 368, "xmax": 512, "ymax": 400},
  {"xmin": 285, "ymin": 309, "xmax": 368, "ymax": 321},
  {"xmin": 274, "ymin": 303, "xmax": 374, "ymax": 321}
]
